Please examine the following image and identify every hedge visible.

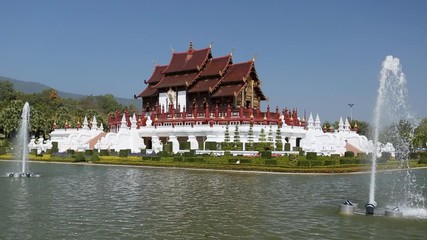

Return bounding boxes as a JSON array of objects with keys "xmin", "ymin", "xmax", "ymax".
[
  {"xmin": 184, "ymin": 157, "xmax": 204, "ymax": 163},
  {"xmin": 344, "ymin": 151, "xmax": 355, "ymax": 158},
  {"xmin": 306, "ymin": 152, "xmax": 317, "ymax": 160},
  {"xmin": 180, "ymin": 142, "xmax": 191, "ymax": 150},
  {"xmin": 378, "ymin": 152, "xmax": 391, "ymax": 163},
  {"xmin": 85, "ymin": 149, "xmax": 94, "ymax": 156},
  {"xmin": 205, "ymin": 142, "xmax": 218, "ymax": 150},
  {"xmin": 119, "ymin": 149, "xmax": 129, "ymax": 157},
  {"xmin": 229, "ymin": 158, "xmax": 251, "ymax": 164},
  {"xmin": 99, "ymin": 149, "xmax": 109, "ymax": 156},
  {"xmin": 0, "ymin": 147, "xmax": 8, "ymax": 155},
  {"xmin": 284, "ymin": 143, "xmax": 291, "ymax": 151},
  {"xmin": 324, "ymin": 159, "xmax": 337, "ymax": 166},
  {"xmin": 418, "ymin": 152, "xmax": 427, "ymax": 164},
  {"xmin": 264, "ymin": 159, "xmax": 277, "ymax": 165},
  {"xmin": 339, "ymin": 157, "xmax": 360, "ymax": 165},
  {"xmin": 51, "ymin": 142, "xmax": 58, "ymax": 153},
  {"xmin": 261, "ymin": 150, "xmax": 272, "ymax": 159},
  {"xmin": 73, "ymin": 153, "xmax": 86, "ymax": 162}
]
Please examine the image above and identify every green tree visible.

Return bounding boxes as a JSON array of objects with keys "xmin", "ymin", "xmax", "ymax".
[
  {"xmin": 248, "ymin": 124, "xmax": 254, "ymax": 144},
  {"xmin": 0, "ymin": 80, "xmax": 17, "ymax": 106},
  {"xmin": 267, "ymin": 125, "xmax": 273, "ymax": 144},
  {"xmin": 0, "ymin": 100, "xmax": 24, "ymax": 138},
  {"xmin": 224, "ymin": 124, "xmax": 230, "ymax": 142},
  {"xmin": 259, "ymin": 128, "xmax": 266, "ymax": 142},
  {"xmin": 275, "ymin": 126, "xmax": 283, "ymax": 150},
  {"xmin": 414, "ymin": 118, "xmax": 427, "ymax": 148},
  {"xmin": 233, "ymin": 125, "xmax": 240, "ymax": 144},
  {"xmin": 351, "ymin": 120, "xmax": 371, "ymax": 137}
]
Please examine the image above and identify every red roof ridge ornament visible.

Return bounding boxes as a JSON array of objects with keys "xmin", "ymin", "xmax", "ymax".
[{"xmin": 188, "ymin": 41, "xmax": 195, "ymax": 54}]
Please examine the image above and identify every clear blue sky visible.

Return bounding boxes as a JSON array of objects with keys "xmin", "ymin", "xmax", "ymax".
[{"xmin": 1, "ymin": 0, "xmax": 426, "ymax": 122}]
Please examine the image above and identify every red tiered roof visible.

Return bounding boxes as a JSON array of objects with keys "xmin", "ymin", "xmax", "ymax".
[
  {"xmin": 211, "ymin": 83, "xmax": 246, "ymax": 97},
  {"xmin": 163, "ymin": 47, "xmax": 211, "ymax": 74},
  {"xmin": 136, "ymin": 85, "xmax": 157, "ymax": 98},
  {"xmin": 154, "ymin": 72, "xmax": 199, "ymax": 89},
  {"xmin": 199, "ymin": 55, "xmax": 232, "ymax": 77},
  {"xmin": 145, "ymin": 65, "xmax": 167, "ymax": 84},
  {"xmin": 221, "ymin": 61, "xmax": 254, "ymax": 83},
  {"xmin": 187, "ymin": 77, "xmax": 221, "ymax": 93}
]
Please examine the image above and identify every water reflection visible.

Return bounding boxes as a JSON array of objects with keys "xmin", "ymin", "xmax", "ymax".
[{"xmin": 0, "ymin": 162, "xmax": 426, "ymax": 239}]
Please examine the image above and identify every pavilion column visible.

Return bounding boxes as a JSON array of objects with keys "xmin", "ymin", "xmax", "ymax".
[
  {"xmin": 168, "ymin": 136, "xmax": 180, "ymax": 154},
  {"xmin": 187, "ymin": 135, "xmax": 199, "ymax": 150},
  {"xmin": 290, "ymin": 136, "xmax": 297, "ymax": 150},
  {"xmin": 151, "ymin": 136, "xmax": 162, "ymax": 153}
]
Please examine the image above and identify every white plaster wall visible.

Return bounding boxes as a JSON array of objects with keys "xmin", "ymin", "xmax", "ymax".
[
  {"xmin": 159, "ymin": 92, "xmax": 168, "ymax": 110},
  {"xmin": 178, "ymin": 91, "xmax": 186, "ymax": 112}
]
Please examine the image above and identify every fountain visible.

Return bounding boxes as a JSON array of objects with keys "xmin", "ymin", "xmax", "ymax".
[
  {"xmin": 7, "ymin": 102, "xmax": 39, "ymax": 178},
  {"xmin": 366, "ymin": 55, "xmax": 425, "ymax": 217}
]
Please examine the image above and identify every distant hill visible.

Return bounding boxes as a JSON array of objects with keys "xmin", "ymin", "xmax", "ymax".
[{"xmin": 0, "ymin": 76, "xmax": 141, "ymax": 109}]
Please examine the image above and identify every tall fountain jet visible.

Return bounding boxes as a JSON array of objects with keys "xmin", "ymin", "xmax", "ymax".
[
  {"xmin": 366, "ymin": 55, "xmax": 424, "ymax": 216},
  {"xmin": 8, "ymin": 102, "xmax": 39, "ymax": 178}
]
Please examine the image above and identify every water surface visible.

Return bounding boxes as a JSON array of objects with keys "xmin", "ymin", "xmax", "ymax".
[{"xmin": 1, "ymin": 161, "xmax": 426, "ymax": 239}]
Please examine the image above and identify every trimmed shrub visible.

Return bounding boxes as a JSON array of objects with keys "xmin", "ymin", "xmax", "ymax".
[
  {"xmin": 310, "ymin": 160, "xmax": 324, "ymax": 166},
  {"xmin": 0, "ymin": 147, "xmax": 7, "ymax": 155},
  {"xmin": 151, "ymin": 156, "xmax": 161, "ymax": 161},
  {"xmin": 324, "ymin": 159, "xmax": 337, "ymax": 166},
  {"xmin": 184, "ymin": 157, "xmax": 204, "ymax": 163},
  {"xmin": 85, "ymin": 149, "xmax": 93, "ymax": 156},
  {"xmin": 261, "ymin": 150, "xmax": 272, "ymax": 159},
  {"xmin": 205, "ymin": 142, "xmax": 218, "ymax": 150},
  {"xmin": 91, "ymin": 152, "xmax": 100, "ymax": 161},
  {"xmin": 51, "ymin": 142, "xmax": 58, "ymax": 153},
  {"xmin": 288, "ymin": 154, "xmax": 299, "ymax": 162},
  {"xmin": 31, "ymin": 149, "xmax": 37, "ymax": 155},
  {"xmin": 240, "ymin": 159, "xmax": 251, "ymax": 164},
  {"xmin": 180, "ymin": 142, "xmax": 191, "ymax": 150},
  {"xmin": 183, "ymin": 151, "xmax": 195, "ymax": 157},
  {"xmin": 344, "ymin": 151, "xmax": 355, "ymax": 158},
  {"xmin": 99, "ymin": 149, "xmax": 109, "ymax": 156},
  {"xmin": 119, "ymin": 149, "xmax": 128, "ymax": 158},
  {"xmin": 340, "ymin": 157, "xmax": 360, "ymax": 165},
  {"xmin": 284, "ymin": 143, "xmax": 291, "ymax": 151},
  {"xmin": 264, "ymin": 159, "xmax": 277, "ymax": 165},
  {"xmin": 228, "ymin": 158, "xmax": 251, "ymax": 164},
  {"xmin": 67, "ymin": 149, "xmax": 75, "ymax": 155},
  {"xmin": 410, "ymin": 152, "xmax": 419, "ymax": 160},
  {"xmin": 293, "ymin": 147, "xmax": 301, "ymax": 152},
  {"xmin": 297, "ymin": 160, "xmax": 310, "ymax": 167},
  {"xmin": 306, "ymin": 152, "xmax": 317, "ymax": 160},
  {"xmin": 163, "ymin": 143, "xmax": 172, "ymax": 153},
  {"xmin": 253, "ymin": 142, "xmax": 271, "ymax": 152},
  {"xmin": 73, "ymin": 153, "xmax": 86, "ymax": 162},
  {"xmin": 378, "ymin": 152, "xmax": 391, "ymax": 163},
  {"xmin": 418, "ymin": 152, "xmax": 427, "ymax": 164},
  {"xmin": 173, "ymin": 156, "xmax": 183, "ymax": 162},
  {"xmin": 158, "ymin": 151, "xmax": 171, "ymax": 157}
]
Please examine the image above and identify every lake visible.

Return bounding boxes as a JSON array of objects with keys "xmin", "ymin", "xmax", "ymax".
[{"xmin": 1, "ymin": 161, "xmax": 426, "ymax": 239}]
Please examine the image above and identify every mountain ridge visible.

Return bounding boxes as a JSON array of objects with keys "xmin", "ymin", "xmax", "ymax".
[{"xmin": 0, "ymin": 75, "xmax": 141, "ymax": 108}]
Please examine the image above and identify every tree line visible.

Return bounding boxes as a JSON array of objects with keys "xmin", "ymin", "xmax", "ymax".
[{"xmin": 0, "ymin": 80, "xmax": 137, "ymax": 139}]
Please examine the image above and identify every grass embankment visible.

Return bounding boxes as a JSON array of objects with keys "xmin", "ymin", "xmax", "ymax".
[{"xmin": 1, "ymin": 152, "xmax": 426, "ymax": 174}]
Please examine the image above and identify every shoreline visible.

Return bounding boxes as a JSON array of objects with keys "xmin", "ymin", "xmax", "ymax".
[{"xmin": 2, "ymin": 158, "xmax": 426, "ymax": 176}]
